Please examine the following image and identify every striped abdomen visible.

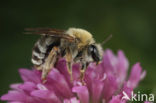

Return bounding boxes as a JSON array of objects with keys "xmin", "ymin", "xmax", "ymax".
[{"xmin": 31, "ymin": 36, "xmax": 60, "ymax": 66}]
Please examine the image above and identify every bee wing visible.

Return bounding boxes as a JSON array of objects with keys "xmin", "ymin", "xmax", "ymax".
[{"xmin": 25, "ymin": 28, "xmax": 74, "ymax": 41}]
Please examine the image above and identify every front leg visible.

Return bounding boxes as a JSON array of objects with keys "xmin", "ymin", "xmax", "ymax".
[
  {"xmin": 80, "ymin": 62, "xmax": 89, "ymax": 85},
  {"xmin": 80, "ymin": 62, "xmax": 86, "ymax": 82}
]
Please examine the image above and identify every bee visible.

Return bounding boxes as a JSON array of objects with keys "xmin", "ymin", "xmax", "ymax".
[{"xmin": 25, "ymin": 28, "xmax": 104, "ymax": 81}]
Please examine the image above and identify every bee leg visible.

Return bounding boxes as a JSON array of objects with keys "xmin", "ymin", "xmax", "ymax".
[
  {"xmin": 67, "ymin": 62, "xmax": 73, "ymax": 81},
  {"xmin": 66, "ymin": 49, "xmax": 73, "ymax": 81},
  {"xmin": 80, "ymin": 63, "xmax": 86, "ymax": 85},
  {"xmin": 80, "ymin": 62, "xmax": 89, "ymax": 85},
  {"xmin": 41, "ymin": 47, "xmax": 58, "ymax": 82}
]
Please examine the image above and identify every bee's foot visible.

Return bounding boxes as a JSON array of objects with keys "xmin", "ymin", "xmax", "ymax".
[
  {"xmin": 68, "ymin": 71, "xmax": 73, "ymax": 82},
  {"xmin": 41, "ymin": 76, "xmax": 47, "ymax": 83},
  {"xmin": 80, "ymin": 78, "xmax": 86, "ymax": 85},
  {"xmin": 70, "ymin": 75, "xmax": 73, "ymax": 82}
]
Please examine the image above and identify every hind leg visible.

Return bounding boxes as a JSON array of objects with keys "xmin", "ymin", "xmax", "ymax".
[{"xmin": 41, "ymin": 47, "xmax": 58, "ymax": 81}]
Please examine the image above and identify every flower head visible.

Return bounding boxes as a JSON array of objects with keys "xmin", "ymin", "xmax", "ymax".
[{"xmin": 1, "ymin": 49, "xmax": 146, "ymax": 103}]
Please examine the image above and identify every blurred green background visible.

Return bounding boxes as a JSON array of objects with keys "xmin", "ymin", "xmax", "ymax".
[{"xmin": 0, "ymin": 0, "xmax": 156, "ymax": 102}]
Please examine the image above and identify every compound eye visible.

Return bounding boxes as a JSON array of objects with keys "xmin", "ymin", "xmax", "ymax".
[{"xmin": 88, "ymin": 45, "xmax": 100, "ymax": 62}]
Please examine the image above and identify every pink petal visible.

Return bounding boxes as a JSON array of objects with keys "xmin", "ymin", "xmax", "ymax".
[
  {"xmin": 47, "ymin": 69, "xmax": 73, "ymax": 98},
  {"xmin": 91, "ymin": 80, "xmax": 104, "ymax": 103},
  {"xmin": 18, "ymin": 82, "xmax": 36, "ymax": 92},
  {"xmin": 10, "ymin": 83, "xmax": 21, "ymax": 90},
  {"xmin": 19, "ymin": 69, "xmax": 41, "ymax": 83},
  {"xmin": 84, "ymin": 66, "xmax": 97, "ymax": 93},
  {"xmin": 109, "ymin": 95, "xmax": 125, "ymax": 103},
  {"xmin": 37, "ymin": 83, "xmax": 48, "ymax": 90},
  {"xmin": 116, "ymin": 50, "xmax": 129, "ymax": 84},
  {"xmin": 72, "ymin": 85, "xmax": 89, "ymax": 103},
  {"xmin": 144, "ymin": 102, "xmax": 152, "ymax": 103},
  {"xmin": 64, "ymin": 97, "xmax": 80, "ymax": 103},
  {"xmin": 55, "ymin": 59, "xmax": 71, "ymax": 83},
  {"xmin": 103, "ymin": 74, "xmax": 118, "ymax": 101},
  {"xmin": 140, "ymin": 70, "xmax": 146, "ymax": 80},
  {"xmin": 31, "ymin": 90, "xmax": 61, "ymax": 103},
  {"xmin": 102, "ymin": 49, "xmax": 117, "ymax": 74},
  {"xmin": 120, "ymin": 82, "xmax": 133, "ymax": 100},
  {"xmin": 1, "ymin": 90, "xmax": 26, "ymax": 101},
  {"xmin": 72, "ymin": 63, "xmax": 81, "ymax": 81},
  {"xmin": 127, "ymin": 63, "xmax": 144, "ymax": 88}
]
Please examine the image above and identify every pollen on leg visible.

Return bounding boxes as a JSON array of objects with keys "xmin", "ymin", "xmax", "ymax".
[{"xmin": 41, "ymin": 46, "xmax": 59, "ymax": 82}]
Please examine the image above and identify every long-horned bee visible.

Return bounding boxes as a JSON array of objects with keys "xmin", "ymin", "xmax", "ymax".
[{"xmin": 25, "ymin": 28, "xmax": 104, "ymax": 81}]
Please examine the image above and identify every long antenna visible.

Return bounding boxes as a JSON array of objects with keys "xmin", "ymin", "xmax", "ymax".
[{"xmin": 101, "ymin": 34, "xmax": 112, "ymax": 46}]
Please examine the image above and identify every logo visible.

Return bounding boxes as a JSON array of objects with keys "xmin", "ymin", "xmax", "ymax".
[{"xmin": 122, "ymin": 91, "xmax": 155, "ymax": 102}]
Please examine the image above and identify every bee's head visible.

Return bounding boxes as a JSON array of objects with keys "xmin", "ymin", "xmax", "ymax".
[{"xmin": 88, "ymin": 43, "xmax": 103, "ymax": 64}]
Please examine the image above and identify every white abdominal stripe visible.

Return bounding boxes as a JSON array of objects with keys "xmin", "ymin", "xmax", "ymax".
[{"xmin": 31, "ymin": 58, "xmax": 42, "ymax": 65}]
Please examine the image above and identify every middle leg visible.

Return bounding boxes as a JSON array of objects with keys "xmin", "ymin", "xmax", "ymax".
[{"xmin": 65, "ymin": 48, "xmax": 73, "ymax": 81}]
